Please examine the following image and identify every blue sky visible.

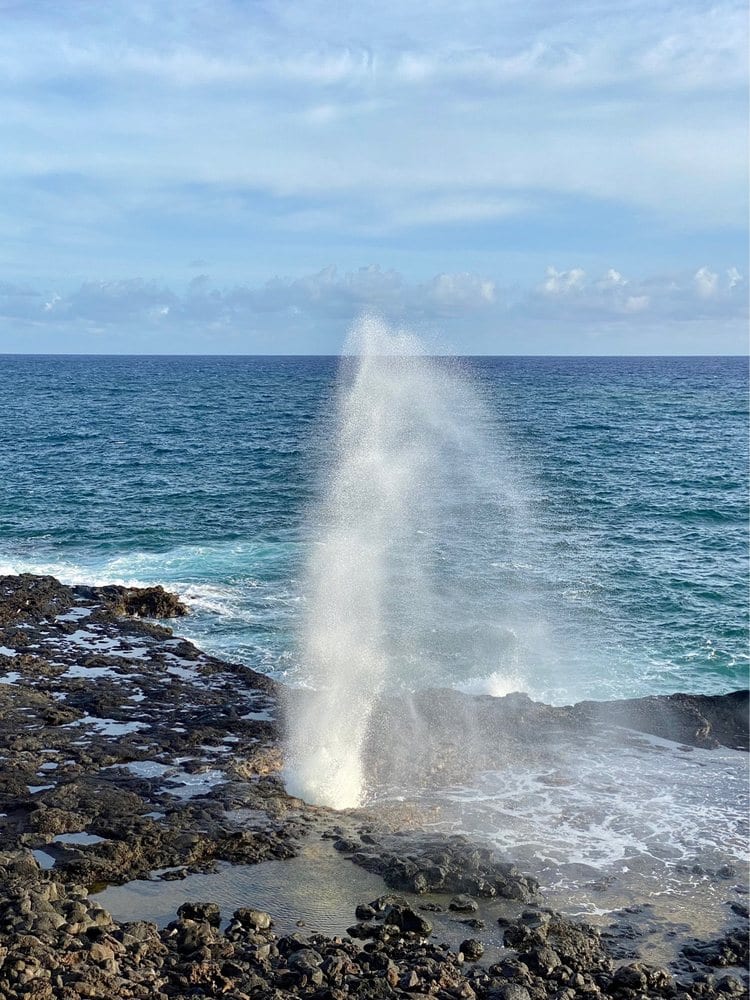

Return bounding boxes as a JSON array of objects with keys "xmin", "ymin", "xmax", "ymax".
[{"xmin": 0, "ymin": 0, "xmax": 747, "ymax": 354}]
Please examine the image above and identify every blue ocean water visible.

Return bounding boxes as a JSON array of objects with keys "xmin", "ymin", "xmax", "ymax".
[{"xmin": 1, "ymin": 354, "xmax": 747, "ymax": 704}]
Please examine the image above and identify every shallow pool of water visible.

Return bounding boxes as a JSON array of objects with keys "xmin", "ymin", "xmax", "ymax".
[{"xmin": 91, "ymin": 839, "xmax": 387, "ymax": 937}]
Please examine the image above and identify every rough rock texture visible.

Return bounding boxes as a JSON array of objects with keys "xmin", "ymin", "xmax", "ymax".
[
  {"xmin": 0, "ymin": 574, "xmax": 188, "ymax": 625},
  {"xmin": 0, "ymin": 574, "xmax": 746, "ymax": 1000},
  {"xmin": 82, "ymin": 584, "xmax": 189, "ymax": 619},
  {"xmin": 0, "ymin": 574, "xmax": 298, "ymax": 889},
  {"xmin": 577, "ymin": 690, "xmax": 750, "ymax": 752},
  {"xmin": 0, "ymin": 855, "xmax": 744, "ymax": 1000},
  {"xmin": 503, "ymin": 908, "xmax": 613, "ymax": 976},
  {"xmin": 0, "ymin": 574, "xmax": 73, "ymax": 626},
  {"xmin": 335, "ymin": 832, "xmax": 540, "ymax": 902}
]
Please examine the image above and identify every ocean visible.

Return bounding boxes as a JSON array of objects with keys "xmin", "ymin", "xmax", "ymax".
[
  {"xmin": 2, "ymin": 354, "xmax": 747, "ymax": 703},
  {"xmin": 2, "ymin": 350, "xmax": 748, "ymax": 926}
]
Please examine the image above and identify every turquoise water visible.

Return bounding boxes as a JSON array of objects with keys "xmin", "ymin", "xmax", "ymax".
[{"xmin": 1, "ymin": 354, "xmax": 747, "ymax": 703}]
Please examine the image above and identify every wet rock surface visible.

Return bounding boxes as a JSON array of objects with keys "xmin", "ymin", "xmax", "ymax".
[
  {"xmin": 334, "ymin": 832, "xmax": 540, "ymax": 902},
  {"xmin": 363, "ymin": 688, "xmax": 748, "ymax": 791},
  {"xmin": 577, "ymin": 690, "xmax": 750, "ymax": 753},
  {"xmin": 0, "ymin": 574, "xmax": 746, "ymax": 999},
  {"xmin": 0, "ymin": 574, "xmax": 300, "ymax": 889}
]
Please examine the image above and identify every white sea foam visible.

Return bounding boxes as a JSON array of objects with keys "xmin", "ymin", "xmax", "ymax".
[
  {"xmin": 454, "ymin": 670, "xmax": 524, "ymax": 698},
  {"xmin": 0, "ymin": 551, "xmax": 250, "ymax": 615},
  {"xmin": 380, "ymin": 731, "xmax": 749, "ymax": 914},
  {"xmin": 121, "ymin": 761, "xmax": 171, "ymax": 779}
]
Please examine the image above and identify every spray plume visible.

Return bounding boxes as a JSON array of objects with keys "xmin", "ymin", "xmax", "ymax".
[{"xmin": 284, "ymin": 316, "xmax": 530, "ymax": 808}]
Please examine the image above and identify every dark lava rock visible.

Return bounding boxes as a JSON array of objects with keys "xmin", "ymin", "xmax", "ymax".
[
  {"xmin": 347, "ymin": 894, "xmax": 434, "ymax": 941},
  {"xmin": 368, "ymin": 892, "xmax": 410, "ymax": 913},
  {"xmin": 505, "ymin": 910, "xmax": 613, "ymax": 975},
  {"xmin": 381, "ymin": 902, "xmax": 433, "ymax": 936},
  {"xmin": 0, "ymin": 574, "xmax": 73, "ymax": 626},
  {"xmin": 486, "ymin": 987, "xmax": 532, "ymax": 1000},
  {"xmin": 346, "ymin": 920, "xmax": 381, "ymax": 940},
  {"xmin": 231, "ymin": 907, "xmax": 273, "ymax": 931},
  {"xmin": 0, "ymin": 842, "xmax": 744, "ymax": 1000},
  {"xmin": 576, "ymin": 689, "xmax": 749, "ymax": 752},
  {"xmin": 364, "ymin": 686, "xmax": 748, "ymax": 795},
  {"xmin": 714, "ymin": 973, "xmax": 747, "ymax": 996},
  {"xmin": 167, "ymin": 915, "xmax": 221, "ymax": 953},
  {"xmin": 82, "ymin": 584, "xmax": 188, "ymax": 618},
  {"xmin": 460, "ymin": 937, "xmax": 484, "ymax": 960},
  {"xmin": 0, "ymin": 574, "xmax": 745, "ymax": 1000},
  {"xmin": 334, "ymin": 836, "xmax": 362, "ymax": 853},
  {"xmin": 287, "ymin": 946, "xmax": 323, "ymax": 970},
  {"xmin": 525, "ymin": 943, "xmax": 561, "ymax": 975},
  {"xmin": 450, "ymin": 893, "xmax": 479, "ymax": 912},
  {"xmin": 608, "ymin": 961, "xmax": 674, "ymax": 995},
  {"xmin": 177, "ymin": 901, "xmax": 221, "ymax": 927},
  {"xmin": 343, "ymin": 833, "xmax": 540, "ymax": 902},
  {"xmin": 683, "ymin": 926, "xmax": 750, "ymax": 968}
]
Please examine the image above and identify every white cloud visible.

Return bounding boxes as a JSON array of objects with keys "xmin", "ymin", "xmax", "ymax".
[
  {"xmin": 2, "ymin": 264, "xmax": 745, "ymax": 339},
  {"xmin": 599, "ymin": 269, "xmax": 627, "ymax": 288},
  {"xmin": 525, "ymin": 264, "xmax": 748, "ymax": 325},
  {"xmin": 624, "ymin": 295, "xmax": 650, "ymax": 313},
  {"xmin": 0, "ymin": 0, "xmax": 745, "ymax": 234},
  {"xmin": 694, "ymin": 266, "xmax": 719, "ymax": 299},
  {"xmin": 542, "ymin": 267, "xmax": 586, "ymax": 295},
  {"xmin": 427, "ymin": 272, "xmax": 496, "ymax": 310},
  {"xmin": 727, "ymin": 267, "xmax": 743, "ymax": 289}
]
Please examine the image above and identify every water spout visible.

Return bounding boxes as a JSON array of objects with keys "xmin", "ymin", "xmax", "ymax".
[{"xmin": 284, "ymin": 316, "xmax": 529, "ymax": 808}]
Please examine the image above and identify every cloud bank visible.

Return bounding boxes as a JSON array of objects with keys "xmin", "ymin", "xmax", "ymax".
[{"xmin": 1, "ymin": 264, "xmax": 745, "ymax": 355}]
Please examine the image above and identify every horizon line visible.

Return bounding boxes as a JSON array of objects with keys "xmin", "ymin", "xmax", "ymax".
[{"xmin": 0, "ymin": 352, "xmax": 747, "ymax": 360}]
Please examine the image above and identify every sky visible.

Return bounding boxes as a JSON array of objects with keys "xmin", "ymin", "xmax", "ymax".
[{"xmin": 0, "ymin": 0, "xmax": 747, "ymax": 354}]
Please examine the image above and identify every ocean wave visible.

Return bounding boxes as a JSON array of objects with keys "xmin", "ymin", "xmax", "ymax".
[
  {"xmin": 0, "ymin": 544, "xmax": 745, "ymax": 705},
  {"xmin": 454, "ymin": 671, "xmax": 524, "ymax": 698}
]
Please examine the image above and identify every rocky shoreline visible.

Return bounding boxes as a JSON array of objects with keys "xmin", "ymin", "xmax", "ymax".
[{"xmin": 0, "ymin": 573, "xmax": 746, "ymax": 999}]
